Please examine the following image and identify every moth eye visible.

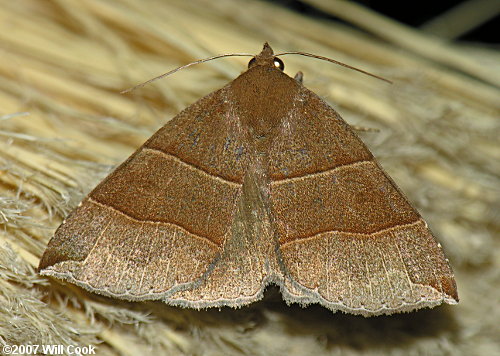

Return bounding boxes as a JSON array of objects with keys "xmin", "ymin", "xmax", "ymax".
[
  {"xmin": 248, "ymin": 57, "xmax": 257, "ymax": 68},
  {"xmin": 273, "ymin": 57, "xmax": 284, "ymax": 71}
]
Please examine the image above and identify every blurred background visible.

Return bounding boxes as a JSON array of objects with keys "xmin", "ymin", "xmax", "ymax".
[{"xmin": 281, "ymin": 0, "xmax": 499, "ymax": 43}]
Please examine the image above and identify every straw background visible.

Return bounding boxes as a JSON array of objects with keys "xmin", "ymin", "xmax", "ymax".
[{"xmin": 1, "ymin": 0, "xmax": 499, "ymax": 355}]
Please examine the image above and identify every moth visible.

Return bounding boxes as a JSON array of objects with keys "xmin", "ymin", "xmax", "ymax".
[{"xmin": 39, "ymin": 43, "xmax": 458, "ymax": 316}]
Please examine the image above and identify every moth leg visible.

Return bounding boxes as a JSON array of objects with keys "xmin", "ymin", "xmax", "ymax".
[
  {"xmin": 294, "ymin": 71, "xmax": 304, "ymax": 83},
  {"xmin": 350, "ymin": 125, "xmax": 380, "ymax": 132}
]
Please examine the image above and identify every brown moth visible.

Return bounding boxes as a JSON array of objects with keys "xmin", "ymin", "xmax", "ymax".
[{"xmin": 39, "ymin": 43, "xmax": 458, "ymax": 316}]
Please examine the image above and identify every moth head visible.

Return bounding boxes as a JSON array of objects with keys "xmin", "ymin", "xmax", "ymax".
[
  {"xmin": 248, "ymin": 42, "xmax": 284, "ymax": 71},
  {"xmin": 248, "ymin": 56, "xmax": 284, "ymax": 71}
]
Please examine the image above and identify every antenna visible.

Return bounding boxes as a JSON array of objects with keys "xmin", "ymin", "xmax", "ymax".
[
  {"xmin": 276, "ymin": 51, "xmax": 392, "ymax": 84},
  {"xmin": 120, "ymin": 53, "xmax": 253, "ymax": 94}
]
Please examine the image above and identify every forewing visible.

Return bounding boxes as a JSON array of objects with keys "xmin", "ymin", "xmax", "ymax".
[
  {"xmin": 268, "ymin": 87, "xmax": 458, "ymax": 316},
  {"xmin": 39, "ymin": 87, "xmax": 248, "ymax": 300}
]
